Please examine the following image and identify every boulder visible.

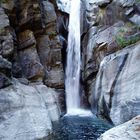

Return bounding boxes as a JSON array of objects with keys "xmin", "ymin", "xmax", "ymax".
[
  {"xmin": 98, "ymin": 115, "xmax": 140, "ymax": 140},
  {"xmin": 0, "ymin": 79, "xmax": 60, "ymax": 140}
]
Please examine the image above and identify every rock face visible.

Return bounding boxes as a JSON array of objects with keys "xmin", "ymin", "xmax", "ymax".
[
  {"xmin": 0, "ymin": 0, "xmax": 65, "ymax": 106},
  {"xmin": 81, "ymin": 0, "xmax": 140, "ymax": 124},
  {"xmin": 92, "ymin": 43, "xmax": 140, "ymax": 125},
  {"xmin": 0, "ymin": 1, "xmax": 65, "ymax": 139},
  {"xmin": 0, "ymin": 0, "xmax": 140, "ymax": 138},
  {"xmin": 0, "ymin": 79, "xmax": 60, "ymax": 140},
  {"xmin": 98, "ymin": 115, "xmax": 140, "ymax": 140},
  {"xmin": 0, "ymin": 0, "xmax": 64, "ymax": 89}
]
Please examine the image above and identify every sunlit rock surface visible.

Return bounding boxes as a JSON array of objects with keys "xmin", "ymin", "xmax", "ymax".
[
  {"xmin": 92, "ymin": 43, "xmax": 140, "ymax": 125},
  {"xmin": 0, "ymin": 79, "xmax": 60, "ymax": 140},
  {"xmin": 98, "ymin": 115, "xmax": 140, "ymax": 140}
]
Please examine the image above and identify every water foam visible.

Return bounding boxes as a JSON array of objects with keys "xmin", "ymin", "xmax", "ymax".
[{"xmin": 66, "ymin": 109, "xmax": 93, "ymax": 117}]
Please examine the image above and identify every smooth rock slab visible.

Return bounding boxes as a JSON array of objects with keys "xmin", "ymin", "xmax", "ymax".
[
  {"xmin": 92, "ymin": 42, "xmax": 140, "ymax": 125},
  {"xmin": 0, "ymin": 79, "xmax": 60, "ymax": 140},
  {"xmin": 98, "ymin": 115, "xmax": 140, "ymax": 140}
]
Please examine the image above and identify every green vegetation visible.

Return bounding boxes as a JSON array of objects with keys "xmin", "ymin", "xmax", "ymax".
[
  {"xmin": 115, "ymin": 35, "xmax": 140, "ymax": 48},
  {"xmin": 115, "ymin": 23, "xmax": 140, "ymax": 48},
  {"xmin": 136, "ymin": 0, "xmax": 140, "ymax": 3}
]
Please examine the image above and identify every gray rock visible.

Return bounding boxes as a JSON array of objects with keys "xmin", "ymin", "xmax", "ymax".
[
  {"xmin": 114, "ymin": 0, "xmax": 135, "ymax": 7},
  {"xmin": 86, "ymin": 3, "xmax": 99, "ymax": 27},
  {"xmin": 129, "ymin": 14, "xmax": 140, "ymax": 26},
  {"xmin": 0, "ymin": 55, "xmax": 12, "ymax": 70},
  {"xmin": 0, "ymin": 7, "xmax": 9, "ymax": 28},
  {"xmin": 0, "ymin": 72, "xmax": 11, "ymax": 88},
  {"xmin": 92, "ymin": 42, "xmax": 140, "ymax": 125},
  {"xmin": 0, "ymin": 8, "xmax": 14, "ymax": 58},
  {"xmin": 37, "ymin": 35, "xmax": 64, "ymax": 89},
  {"xmin": 0, "ymin": 56, "xmax": 12, "ymax": 88},
  {"xmin": 56, "ymin": 0, "xmax": 71, "ymax": 13},
  {"xmin": 88, "ymin": 0, "xmax": 111, "ymax": 7},
  {"xmin": 42, "ymin": 1, "xmax": 57, "ymax": 24},
  {"xmin": 125, "ymin": 7, "xmax": 134, "ymax": 16},
  {"xmin": 0, "ymin": 79, "xmax": 60, "ymax": 140},
  {"xmin": 19, "ymin": 45, "xmax": 44, "ymax": 81},
  {"xmin": 98, "ymin": 115, "xmax": 140, "ymax": 140}
]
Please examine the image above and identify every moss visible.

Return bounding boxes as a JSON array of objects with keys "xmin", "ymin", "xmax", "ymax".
[
  {"xmin": 136, "ymin": 0, "xmax": 140, "ymax": 3},
  {"xmin": 115, "ymin": 24, "xmax": 140, "ymax": 48},
  {"xmin": 115, "ymin": 35, "xmax": 140, "ymax": 48}
]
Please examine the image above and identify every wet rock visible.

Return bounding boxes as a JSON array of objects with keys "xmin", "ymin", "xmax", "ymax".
[
  {"xmin": 0, "ymin": 79, "xmax": 60, "ymax": 140},
  {"xmin": 92, "ymin": 42, "xmax": 140, "ymax": 125},
  {"xmin": 98, "ymin": 115, "xmax": 140, "ymax": 140}
]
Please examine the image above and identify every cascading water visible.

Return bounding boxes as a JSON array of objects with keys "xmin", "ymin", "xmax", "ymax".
[
  {"xmin": 65, "ymin": 0, "xmax": 81, "ymax": 114},
  {"xmin": 48, "ymin": 1, "xmax": 113, "ymax": 139}
]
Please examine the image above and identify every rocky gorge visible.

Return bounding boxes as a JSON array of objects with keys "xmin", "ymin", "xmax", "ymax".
[{"xmin": 0, "ymin": 0, "xmax": 140, "ymax": 140}]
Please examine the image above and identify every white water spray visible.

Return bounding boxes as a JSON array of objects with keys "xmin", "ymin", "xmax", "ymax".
[
  {"xmin": 65, "ymin": 0, "xmax": 81, "ymax": 114},
  {"xmin": 65, "ymin": 0, "xmax": 93, "ymax": 116}
]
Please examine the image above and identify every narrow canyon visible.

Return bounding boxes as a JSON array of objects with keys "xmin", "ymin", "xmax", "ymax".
[{"xmin": 0, "ymin": 0, "xmax": 140, "ymax": 140}]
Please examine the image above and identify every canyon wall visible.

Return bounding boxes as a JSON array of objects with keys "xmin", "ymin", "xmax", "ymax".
[
  {"xmin": 80, "ymin": 0, "xmax": 140, "ymax": 125},
  {"xmin": 0, "ymin": 0, "xmax": 140, "ymax": 139},
  {"xmin": 0, "ymin": 0, "xmax": 65, "ymax": 139}
]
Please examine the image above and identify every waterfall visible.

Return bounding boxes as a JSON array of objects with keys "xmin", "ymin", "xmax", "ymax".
[{"xmin": 65, "ymin": 0, "xmax": 81, "ymax": 114}]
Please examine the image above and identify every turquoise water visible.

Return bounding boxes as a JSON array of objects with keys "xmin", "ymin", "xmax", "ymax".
[{"xmin": 47, "ymin": 115, "xmax": 112, "ymax": 140}]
